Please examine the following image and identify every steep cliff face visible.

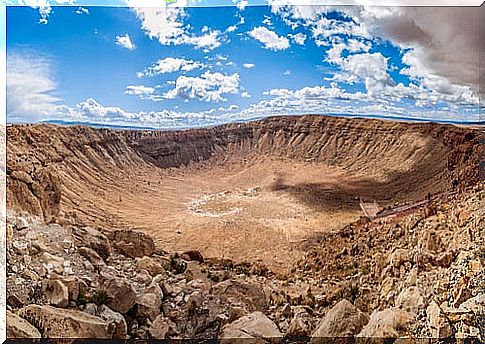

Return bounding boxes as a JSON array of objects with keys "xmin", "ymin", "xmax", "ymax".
[{"xmin": 6, "ymin": 115, "xmax": 480, "ymax": 225}]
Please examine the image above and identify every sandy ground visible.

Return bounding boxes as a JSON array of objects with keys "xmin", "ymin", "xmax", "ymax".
[{"xmin": 77, "ymin": 157, "xmax": 363, "ymax": 273}]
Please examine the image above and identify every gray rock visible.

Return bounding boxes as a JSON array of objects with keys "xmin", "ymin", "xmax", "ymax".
[
  {"xmin": 356, "ymin": 308, "xmax": 413, "ymax": 341},
  {"xmin": 395, "ymin": 287, "xmax": 424, "ymax": 315},
  {"xmin": 427, "ymin": 301, "xmax": 453, "ymax": 339},
  {"xmin": 287, "ymin": 307, "xmax": 313, "ymax": 337},
  {"xmin": 311, "ymin": 299, "xmax": 368, "ymax": 342},
  {"xmin": 102, "ymin": 278, "xmax": 137, "ymax": 314},
  {"xmin": 18, "ymin": 304, "xmax": 112, "ymax": 338},
  {"xmin": 6, "ymin": 310, "xmax": 41, "ymax": 338},
  {"xmin": 98, "ymin": 304, "xmax": 128, "ymax": 339},
  {"xmin": 149, "ymin": 315, "xmax": 177, "ymax": 339},
  {"xmin": 42, "ymin": 279, "xmax": 69, "ymax": 308},
  {"xmin": 220, "ymin": 311, "xmax": 283, "ymax": 340},
  {"xmin": 110, "ymin": 229, "xmax": 155, "ymax": 258}
]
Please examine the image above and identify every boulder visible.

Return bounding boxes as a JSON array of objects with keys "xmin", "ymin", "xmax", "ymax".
[
  {"xmin": 18, "ymin": 305, "xmax": 112, "ymax": 338},
  {"xmin": 395, "ymin": 287, "xmax": 424, "ymax": 315},
  {"xmin": 458, "ymin": 293, "xmax": 485, "ymax": 314},
  {"xmin": 79, "ymin": 246, "xmax": 105, "ymax": 269},
  {"xmin": 101, "ymin": 278, "xmax": 136, "ymax": 314},
  {"xmin": 42, "ymin": 279, "xmax": 69, "ymax": 308},
  {"xmin": 12, "ymin": 215, "xmax": 30, "ymax": 229},
  {"xmin": 84, "ymin": 303, "xmax": 98, "ymax": 316},
  {"xmin": 6, "ymin": 310, "xmax": 41, "ymax": 338},
  {"xmin": 53, "ymin": 276, "xmax": 80, "ymax": 301},
  {"xmin": 135, "ymin": 292, "xmax": 162, "ymax": 321},
  {"xmin": 136, "ymin": 256, "xmax": 166, "ymax": 277},
  {"xmin": 98, "ymin": 304, "xmax": 128, "ymax": 339},
  {"xmin": 212, "ymin": 279, "xmax": 268, "ymax": 312},
  {"xmin": 220, "ymin": 311, "xmax": 283, "ymax": 341},
  {"xmin": 72, "ymin": 226, "xmax": 111, "ymax": 260},
  {"xmin": 110, "ymin": 229, "xmax": 155, "ymax": 258},
  {"xmin": 39, "ymin": 252, "xmax": 64, "ymax": 275},
  {"xmin": 181, "ymin": 250, "xmax": 204, "ymax": 263},
  {"xmin": 149, "ymin": 315, "xmax": 177, "ymax": 339},
  {"xmin": 356, "ymin": 308, "xmax": 413, "ymax": 341},
  {"xmin": 287, "ymin": 307, "xmax": 313, "ymax": 337},
  {"xmin": 311, "ymin": 299, "xmax": 368, "ymax": 342},
  {"xmin": 426, "ymin": 302, "xmax": 453, "ymax": 339}
]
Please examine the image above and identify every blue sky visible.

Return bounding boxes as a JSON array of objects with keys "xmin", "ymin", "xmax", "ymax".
[{"xmin": 6, "ymin": 2, "xmax": 482, "ymax": 127}]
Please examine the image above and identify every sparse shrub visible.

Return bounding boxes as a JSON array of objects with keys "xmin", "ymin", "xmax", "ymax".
[
  {"xmin": 90, "ymin": 290, "xmax": 111, "ymax": 306},
  {"xmin": 76, "ymin": 290, "xmax": 89, "ymax": 307},
  {"xmin": 170, "ymin": 257, "xmax": 187, "ymax": 274}
]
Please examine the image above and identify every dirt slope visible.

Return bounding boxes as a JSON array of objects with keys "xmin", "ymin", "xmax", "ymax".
[{"xmin": 6, "ymin": 115, "xmax": 480, "ymax": 271}]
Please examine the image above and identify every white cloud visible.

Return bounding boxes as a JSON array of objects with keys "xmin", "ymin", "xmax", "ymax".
[
  {"xmin": 225, "ymin": 15, "xmax": 245, "ymax": 33},
  {"xmin": 137, "ymin": 57, "xmax": 205, "ymax": 77},
  {"xmin": 243, "ymin": 63, "xmax": 255, "ymax": 69},
  {"xmin": 248, "ymin": 26, "xmax": 290, "ymax": 51},
  {"xmin": 38, "ymin": 5, "xmax": 52, "ymax": 24},
  {"xmin": 7, "ymin": 51, "xmax": 59, "ymax": 121},
  {"xmin": 124, "ymin": 85, "xmax": 155, "ymax": 96},
  {"xmin": 288, "ymin": 33, "xmax": 307, "ymax": 45},
  {"xmin": 129, "ymin": 7, "xmax": 221, "ymax": 51},
  {"xmin": 187, "ymin": 31, "xmax": 221, "ymax": 50},
  {"xmin": 57, "ymin": 97, "xmax": 225, "ymax": 128},
  {"xmin": 115, "ymin": 34, "xmax": 136, "ymax": 50},
  {"xmin": 74, "ymin": 7, "xmax": 89, "ymax": 15},
  {"xmin": 241, "ymin": 91, "xmax": 252, "ymax": 98},
  {"xmin": 236, "ymin": 0, "xmax": 248, "ymax": 11},
  {"xmin": 270, "ymin": 4, "xmax": 479, "ymax": 107},
  {"xmin": 283, "ymin": 70, "xmax": 291, "ymax": 76},
  {"xmin": 164, "ymin": 71, "xmax": 240, "ymax": 102},
  {"xmin": 75, "ymin": 98, "xmax": 135, "ymax": 120}
]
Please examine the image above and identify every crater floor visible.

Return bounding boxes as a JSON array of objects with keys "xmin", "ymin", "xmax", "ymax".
[{"xmin": 92, "ymin": 158, "xmax": 366, "ymax": 272}]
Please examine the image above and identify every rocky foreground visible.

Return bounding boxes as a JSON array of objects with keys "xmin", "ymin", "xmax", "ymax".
[{"xmin": 6, "ymin": 182, "xmax": 484, "ymax": 342}]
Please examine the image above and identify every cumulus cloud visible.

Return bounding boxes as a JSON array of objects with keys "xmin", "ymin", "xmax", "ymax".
[
  {"xmin": 75, "ymin": 98, "xmax": 135, "ymax": 120},
  {"xmin": 137, "ymin": 57, "xmax": 205, "ymax": 77},
  {"xmin": 243, "ymin": 63, "xmax": 255, "ymax": 69},
  {"xmin": 288, "ymin": 33, "xmax": 307, "ymax": 45},
  {"xmin": 128, "ymin": 6, "xmax": 221, "ymax": 51},
  {"xmin": 57, "ymin": 97, "xmax": 224, "ymax": 128},
  {"xmin": 249, "ymin": 26, "xmax": 290, "ymax": 51},
  {"xmin": 164, "ymin": 71, "xmax": 240, "ymax": 102},
  {"xmin": 353, "ymin": 7, "xmax": 479, "ymax": 91},
  {"xmin": 267, "ymin": 3, "xmax": 479, "ymax": 120},
  {"xmin": 124, "ymin": 85, "xmax": 155, "ymax": 96},
  {"xmin": 115, "ymin": 34, "xmax": 136, "ymax": 50},
  {"xmin": 270, "ymin": 4, "xmax": 479, "ymax": 102},
  {"xmin": 7, "ymin": 51, "xmax": 59, "ymax": 121}
]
